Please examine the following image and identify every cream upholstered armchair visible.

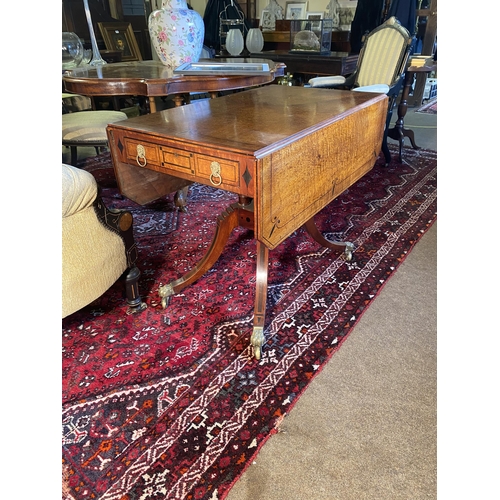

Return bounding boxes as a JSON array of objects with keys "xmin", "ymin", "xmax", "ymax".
[
  {"xmin": 308, "ymin": 16, "xmax": 413, "ymax": 165},
  {"xmin": 62, "ymin": 164, "xmax": 146, "ymax": 318}
]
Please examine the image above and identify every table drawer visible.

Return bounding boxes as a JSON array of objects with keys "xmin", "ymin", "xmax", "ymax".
[
  {"xmin": 117, "ymin": 132, "xmax": 249, "ymax": 193},
  {"xmin": 124, "ymin": 138, "xmax": 160, "ymax": 166},
  {"xmin": 124, "ymin": 138, "xmax": 194, "ymax": 174},
  {"xmin": 161, "ymin": 147, "xmax": 193, "ymax": 173},
  {"xmin": 195, "ymin": 154, "xmax": 240, "ymax": 188}
]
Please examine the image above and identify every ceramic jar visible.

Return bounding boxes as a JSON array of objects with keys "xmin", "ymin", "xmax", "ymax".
[
  {"xmin": 245, "ymin": 28, "xmax": 264, "ymax": 53},
  {"xmin": 149, "ymin": 0, "xmax": 205, "ymax": 69},
  {"xmin": 225, "ymin": 28, "xmax": 244, "ymax": 56}
]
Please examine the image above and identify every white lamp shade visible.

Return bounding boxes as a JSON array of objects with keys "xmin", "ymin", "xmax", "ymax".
[
  {"xmin": 226, "ymin": 28, "xmax": 244, "ymax": 56},
  {"xmin": 246, "ymin": 28, "xmax": 264, "ymax": 53}
]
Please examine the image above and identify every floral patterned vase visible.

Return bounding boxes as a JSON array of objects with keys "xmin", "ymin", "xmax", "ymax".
[{"xmin": 149, "ymin": 0, "xmax": 205, "ymax": 69}]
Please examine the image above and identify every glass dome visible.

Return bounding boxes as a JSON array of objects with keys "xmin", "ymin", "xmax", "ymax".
[{"xmin": 62, "ymin": 32, "xmax": 84, "ymax": 69}]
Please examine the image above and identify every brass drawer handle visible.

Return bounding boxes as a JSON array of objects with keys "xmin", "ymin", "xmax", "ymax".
[
  {"xmin": 209, "ymin": 161, "xmax": 222, "ymax": 186},
  {"xmin": 136, "ymin": 144, "xmax": 147, "ymax": 167}
]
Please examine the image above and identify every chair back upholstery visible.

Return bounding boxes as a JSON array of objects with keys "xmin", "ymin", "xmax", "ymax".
[{"xmin": 355, "ymin": 16, "xmax": 412, "ymax": 88}]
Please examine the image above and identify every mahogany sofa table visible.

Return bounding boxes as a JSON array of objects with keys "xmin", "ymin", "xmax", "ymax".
[
  {"xmin": 107, "ymin": 85, "xmax": 387, "ymax": 359},
  {"xmin": 63, "ymin": 59, "xmax": 285, "ymax": 112}
]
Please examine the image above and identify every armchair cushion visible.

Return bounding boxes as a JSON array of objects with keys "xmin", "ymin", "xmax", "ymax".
[
  {"xmin": 62, "ymin": 110, "xmax": 127, "ymax": 146},
  {"xmin": 308, "ymin": 75, "xmax": 346, "ymax": 88},
  {"xmin": 353, "ymin": 84, "xmax": 390, "ymax": 93}
]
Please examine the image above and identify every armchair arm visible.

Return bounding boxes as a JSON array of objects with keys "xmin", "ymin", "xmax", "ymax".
[
  {"xmin": 307, "ymin": 71, "xmax": 357, "ymax": 90},
  {"xmin": 308, "ymin": 75, "xmax": 346, "ymax": 88},
  {"xmin": 93, "ymin": 190, "xmax": 138, "ymax": 269}
]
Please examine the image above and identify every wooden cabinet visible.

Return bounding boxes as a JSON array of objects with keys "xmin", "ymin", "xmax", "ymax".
[{"xmin": 263, "ymin": 30, "xmax": 351, "ymax": 52}]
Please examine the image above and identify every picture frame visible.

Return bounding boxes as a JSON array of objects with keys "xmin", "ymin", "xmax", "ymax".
[
  {"xmin": 285, "ymin": 2, "xmax": 308, "ymax": 20},
  {"xmin": 98, "ymin": 22, "xmax": 143, "ymax": 62},
  {"xmin": 306, "ymin": 11, "xmax": 323, "ymax": 30}
]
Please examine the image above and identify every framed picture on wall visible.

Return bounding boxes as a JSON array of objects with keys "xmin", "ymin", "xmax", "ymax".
[
  {"xmin": 285, "ymin": 2, "xmax": 308, "ymax": 20},
  {"xmin": 98, "ymin": 22, "xmax": 143, "ymax": 61},
  {"xmin": 306, "ymin": 11, "xmax": 323, "ymax": 30}
]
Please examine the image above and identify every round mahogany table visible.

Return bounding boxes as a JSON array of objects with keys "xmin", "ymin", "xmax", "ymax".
[{"xmin": 63, "ymin": 59, "xmax": 285, "ymax": 112}]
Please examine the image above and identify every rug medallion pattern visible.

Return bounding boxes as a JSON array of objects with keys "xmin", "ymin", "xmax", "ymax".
[{"xmin": 62, "ymin": 146, "xmax": 437, "ymax": 499}]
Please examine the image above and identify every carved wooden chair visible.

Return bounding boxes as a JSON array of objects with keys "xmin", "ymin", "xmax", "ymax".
[{"xmin": 308, "ymin": 16, "xmax": 413, "ymax": 165}]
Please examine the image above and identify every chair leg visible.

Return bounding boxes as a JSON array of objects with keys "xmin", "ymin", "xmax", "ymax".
[
  {"xmin": 382, "ymin": 96, "xmax": 398, "ymax": 167},
  {"xmin": 70, "ymin": 146, "xmax": 78, "ymax": 166},
  {"xmin": 382, "ymin": 133, "xmax": 391, "ymax": 166},
  {"xmin": 124, "ymin": 265, "xmax": 147, "ymax": 314}
]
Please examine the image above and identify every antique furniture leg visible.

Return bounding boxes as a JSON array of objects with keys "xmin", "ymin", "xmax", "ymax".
[
  {"xmin": 251, "ymin": 242, "xmax": 269, "ymax": 361},
  {"xmin": 387, "ymin": 71, "xmax": 420, "ymax": 162},
  {"xmin": 159, "ymin": 196, "xmax": 253, "ymax": 307},
  {"xmin": 172, "ymin": 95, "xmax": 186, "ymax": 107},
  {"xmin": 95, "ymin": 193, "xmax": 147, "ymax": 314},
  {"xmin": 124, "ymin": 265, "xmax": 147, "ymax": 314},
  {"xmin": 147, "ymin": 97, "xmax": 157, "ymax": 113},
  {"xmin": 159, "ymin": 195, "xmax": 269, "ymax": 360},
  {"xmin": 173, "ymin": 186, "xmax": 190, "ymax": 212},
  {"xmin": 303, "ymin": 218, "xmax": 354, "ymax": 261}
]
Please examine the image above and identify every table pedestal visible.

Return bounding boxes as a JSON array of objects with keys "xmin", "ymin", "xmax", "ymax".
[
  {"xmin": 387, "ymin": 64, "xmax": 437, "ymax": 162},
  {"xmin": 158, "ymin": 195, "xmax": 353, "ymax": 359}
]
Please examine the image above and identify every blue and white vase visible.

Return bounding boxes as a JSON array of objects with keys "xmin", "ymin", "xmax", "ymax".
[{"xmin": 149, "ymin": 0, "xmax": 205, "ymax": 69}]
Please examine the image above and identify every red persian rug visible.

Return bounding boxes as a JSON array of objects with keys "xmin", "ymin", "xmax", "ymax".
[{"xmin": 62, "ymin": 145, "xmax": 437, "ymax": 500}]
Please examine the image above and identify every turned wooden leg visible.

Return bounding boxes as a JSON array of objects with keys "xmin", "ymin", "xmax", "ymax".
[
  {"xmin": 124, "ymin": 266, "xmax": 147, "ymax": 314},
  {"xmin": 148, "ymin": 97, "xmax": 157, "ymax": 113},
  {"xmin": 304, "ymin": 218, "xmax": 354, "ymax": 261},
  {"xmin": 250, "ymin": 242, "xmax": 269, "ymax": 361},
  {"xmin": 382, "ymin": 133, "xmax": 391, "ymax": 166},
  {"xmin": 70, "ymin": 146, "xmax": 78, "ymax": 166},
  {"xmin": 172, "ymin": 95, "xmax": 186, "ymax": 107},
  {"xmin": 387, "ymin": 71, "xmax": 421, "ymax": 163},
  {"xmin": 173, "ymin": 186, "xmax": 190, "ymax": 213}
]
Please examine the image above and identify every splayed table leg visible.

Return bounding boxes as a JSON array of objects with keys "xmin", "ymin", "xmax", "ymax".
[
  {"xmin": 158, "ymin": 201, "xmax": 242, "ymax": 308},
  {"xmin": 303, "ymin": 218, "xmax": 354, "ymax": 261}
]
